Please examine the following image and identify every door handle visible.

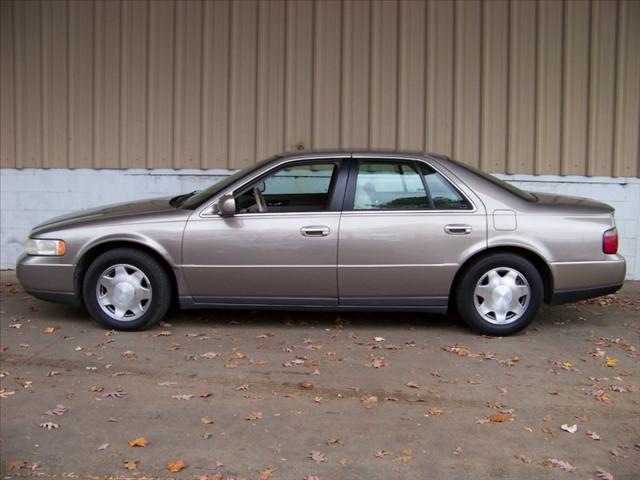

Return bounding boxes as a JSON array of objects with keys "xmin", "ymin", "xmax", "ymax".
[
  {"xmin": 444, "ymin": 224, "xmax": 472, "ymax": 235},
  {"xmin": 300, "ymin": 225, "xmax": 330, "ymax": 237}
]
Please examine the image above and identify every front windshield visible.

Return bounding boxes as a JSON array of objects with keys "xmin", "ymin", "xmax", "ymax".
[
  {"xmin": 180, "ymin": 156, "xmax": 278, "ymax": 209},
  {"xmin": 449, "ymin": 159, "xmax": 537, "ymax": 202}
]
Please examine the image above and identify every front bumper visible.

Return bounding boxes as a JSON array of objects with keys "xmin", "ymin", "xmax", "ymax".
[{"xmin": 16, "ymin": 253, "xmax": 78, "ymax": 305}]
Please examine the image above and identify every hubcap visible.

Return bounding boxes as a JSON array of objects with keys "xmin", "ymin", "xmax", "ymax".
[
  {"xmin": 473, "ymin": 267, "xmax": 530, "ymax": 325},
  {"xmin": 96, "ymin": 264, "xmax": 152, "ymax": 322}
]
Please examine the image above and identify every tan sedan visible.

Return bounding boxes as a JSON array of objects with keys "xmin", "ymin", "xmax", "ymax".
[{"xmin": 17, "ymin": 152, "xmax": 625, "ymax": 335}]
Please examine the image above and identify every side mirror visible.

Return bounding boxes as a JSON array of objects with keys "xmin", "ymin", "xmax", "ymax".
[{"xmin": 216, "ymin": 195, "xmax": 236, "ymax": 216}]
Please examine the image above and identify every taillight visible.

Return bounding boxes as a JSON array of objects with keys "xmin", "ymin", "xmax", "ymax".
[{"xmin": 603, "ymin": 228, "xmax": 618, "ymax": 254}]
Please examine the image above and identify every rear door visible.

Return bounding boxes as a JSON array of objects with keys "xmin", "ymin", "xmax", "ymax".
[{"xmin": 337, "ymin": 156, "xmax": 486, "ymax": 308}]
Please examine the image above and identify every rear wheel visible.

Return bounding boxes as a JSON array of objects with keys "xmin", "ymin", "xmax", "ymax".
[
  {"xmin": 82, "ymin": 248, "xmax": 171, "ymax": 330},
  {"xmin": 456, "ymin": 253, "xmax": 543, "ymax": 335}
]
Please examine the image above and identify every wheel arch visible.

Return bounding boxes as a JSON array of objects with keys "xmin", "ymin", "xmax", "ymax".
[
  {"xmin": 74, "ymin": 240, "xmax": 179, "ymax": 307},
  {"xmin": 449, "ymin": 246, "xmax": 554, "ymax": 312}
]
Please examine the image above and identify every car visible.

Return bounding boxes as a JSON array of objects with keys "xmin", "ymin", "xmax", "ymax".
[{"xmin": 16, "ymin": 151, "xmax": 625, "ymax": 335}]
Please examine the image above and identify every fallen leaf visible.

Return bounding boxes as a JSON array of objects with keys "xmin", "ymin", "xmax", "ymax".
[
  {"xmin": 543, "ymin": 458, "xmax": 576, "ymax": 472},
  {"xmin": 406, "ymin": 381, "xmax": 420, "ymax": 389},
  {"xmin": 198, "ymin": 391, "xmax": 212, "ymax": 398},
  {"xmin": 515, "ymin": 453, "xmax": 532, "ymax": 464},
  {"xmin": 326, "ymin": 437, "xmax": 343, "ymax": 445},
  {"xmin": 299, "ymin": 381, "xmax": 314, "ymax": 389},
  {"xmin": 123, "ymin": 459, "xmax": 138, "ymax": 470},
  {"xmin": 369, "ymin": 357, "xmax": 388, "ymax": 368},
  {"xmin": 0, "ymin": 389, "xmax": 16, "ymax": 399},
  {"xmin": 561, "ymin": 423, "xmax": 578, "ymax": 434},
  {"xmin": 200, "ymin": 352, "xmax": 221, "ymax": 359},
  {"xmin": 236, "ymin": 383, "xmax": 250, "ymax": 391},
  {"xmin": 488, "ymin": 413, "xmax": 509, "ymax": 423},
  {"xmin": 259, "ymin": 467, "xmax": 274, "ymax": 480},
  {"xmin": 103, "ymin": 389, "xmax": 127, "ymax": 398},
  {"xmin": 246, "ymin": 411, "xmax": 262, "ymax": 421},
  {"xmin": 309, "ymin": 450, "xmax": 327, "ymax": 463},
  {"xmin": 39, "ymin": 422, "xmax": 59, "ymax": 430},
  {"xmin": 154, "ymin": 330, "xmax": 172, "ymax": 336},
  {"xmin": 374, "ymin": 450, "xmax": 390, "ymax": 458},
  {"xmin": 338, "ymin": 457, "xmax": 349, "ymax": 465},
  {"xmin": 5, "ymin": 460, "xmax": 26, "ymax": 470},
  {"xmin": 43, "ymin": 327, "xmax": 57, "ymax": 334},
  {"xmin": 45, "ymin": 404, "xmax": 68, "ymax": 416},
  {"xmin": 453, "ymin": 447, "xmax": 463, "ymax": 456},
  {"xmin": 128, "ymin": 437, "xmax": 149, "ymax": 448},
  {"xmin": 606, "ymin": 357, "xmax": 618, "ymax": 367},
  {"xmin": 587, "ymin": 431, "xmax": 601, "ymax": 440},
  {"xmin": 361, "ymin": 395, "xmax": 378, "ymax": 408},
  {"xmin": 596, "ymin": 468, "xmax": 614, "ymax": 480},
  {"xmin": 393, "ymin": 448, "xmax": 413, "ymax": 463},
  {"xmin": 201, "ymin": 417, "xmax": 214, "ymax": 425},
  {"xmin": 171, "ymin": 394, "xmax": 194, "ymax": 401},
  {"xmin": 374, "ymin": 336, "xmax": 385, "ymax": 342},
  {"xmin": 426, "ymin": 407, "xmax": 444, "ymax": 417},
  {"xmin": 167, "ymin": 459, "xmax": 186, "ymax": 473},
  {"xmin": 97, "ymin": 443, "xmax": 110, "ymax": 451}
]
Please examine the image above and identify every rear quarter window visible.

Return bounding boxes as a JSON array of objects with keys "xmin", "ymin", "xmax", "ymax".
[{"xmin": 420, "ymin": 164, "xmax": 472, "ymax": 210}]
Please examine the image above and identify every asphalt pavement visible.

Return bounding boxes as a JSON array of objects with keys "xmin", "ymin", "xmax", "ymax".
[{"xmin": 1, "ymin": 271, "xmax": 639, "ymax": 479}]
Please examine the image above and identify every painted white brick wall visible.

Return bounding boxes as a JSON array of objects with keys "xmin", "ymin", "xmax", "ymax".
[{"xmin": 1, "ymin": 169, "xmax": 639, "ymax": 279}]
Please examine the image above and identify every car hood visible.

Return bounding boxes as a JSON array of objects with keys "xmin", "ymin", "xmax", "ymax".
[
  {"xmin": 31, "ymin": 197, "xmax": 183, "ymax": 235},
  {"xmin": 531, "ymin": 192, "xmax": 614, "ymax": 214}
]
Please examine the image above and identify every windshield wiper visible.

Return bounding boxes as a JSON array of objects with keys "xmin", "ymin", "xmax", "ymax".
[{"xmin": 169, "ymin": 191, "xmax": 197, "ymax": 207}]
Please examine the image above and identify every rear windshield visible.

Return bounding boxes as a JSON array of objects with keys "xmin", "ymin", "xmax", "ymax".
[{"xmin": 449, "ymin": 159, "xmax": 537, "ymax": 202}]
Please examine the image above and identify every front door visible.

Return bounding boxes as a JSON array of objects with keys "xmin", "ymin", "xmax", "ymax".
[
  {"xmin": 182, "ymin": 158, "xmax": 346, "ymax": 306},
  {"xmin": 338, "ymin": 157, "xmax": 486, "ymax": 308}
]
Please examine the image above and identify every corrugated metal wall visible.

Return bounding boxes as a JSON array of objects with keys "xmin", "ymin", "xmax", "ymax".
[{"xmin": 1, "ymin": 0, "xmax": 639, "ymax": 175}]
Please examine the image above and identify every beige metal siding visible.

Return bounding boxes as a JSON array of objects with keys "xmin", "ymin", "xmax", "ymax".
[{"xmin": 0, "ymin": 0, "xmax": 638, "ymax": 176}]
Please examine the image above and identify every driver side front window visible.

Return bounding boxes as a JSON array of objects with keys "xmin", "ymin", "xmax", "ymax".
[{"xmin": 235, "ymin": 162, "xmax": 337, "ymax": 213}]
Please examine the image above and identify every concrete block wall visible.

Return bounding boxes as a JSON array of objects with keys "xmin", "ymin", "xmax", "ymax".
[{"xmin": 1, "ymin": 169, "xmax": 639, "ymax": 280}]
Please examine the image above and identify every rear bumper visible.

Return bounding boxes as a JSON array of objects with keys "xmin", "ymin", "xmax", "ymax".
[
  {"xmin": 549, "ymin": 255, "xmax": 625, "ymax": 305},
  {"xmin": 550, "ymin": 283, "xmax": 623, "ymax": 306}
]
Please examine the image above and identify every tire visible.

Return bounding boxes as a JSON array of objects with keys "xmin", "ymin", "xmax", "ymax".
[
  {"xmin": 82, "ymin": 248, "xmax": 172, "ymax": 331},
  {"xmin": 455, "ymin": 253, "xmax": 543, "ymax": 336}
]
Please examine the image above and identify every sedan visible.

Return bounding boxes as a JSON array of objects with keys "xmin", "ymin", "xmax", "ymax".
[{"xmin": 16, "ymin": 152, "xmax": 626, "ymax": 335}]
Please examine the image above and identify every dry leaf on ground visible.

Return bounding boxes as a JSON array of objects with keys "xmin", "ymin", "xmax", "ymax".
[
  {"xmin": 309, "ymin": 451, "xmax": 327, "ymax": 463},
  {"xmin": 259, "ymin": 467, "xmax": 274, "ymax": 480},
  {"xmin": 393, "ymin": 448, "xmax": 413, "ymax": 463},
  {"xmin": 488, "ymin": 413, "xmax": 509, "ymax": 423},
  {"xmin": 596, "ymin": 468, "xmax": 614, "ymax": 480},
  {"xmin": 128, "ymin": 437, "xmax": 149, "ymax": 448},
  {"xmin": 102, "ymin": 389, "xmax": 127, "ymax": 398},
  {"xmin": 123, "ymin": 459, "xmax": 138, "ymax": 470},
  {"xmin": 167, "ymin": 459, "xmax": 186, "ymax": 473},
  {"xmin": 246, "ymin": 411, "xmax": 262, "ymax": 421},
  {"xmin": 515, "ymin": 453, "xmax": 532, "ymax": 464},
  {"xmin": 361, "ymin": 395, "xmax": 378, "ymax": 408},
  {"xmin": 561, "ymin": 423, "xmax": 577, "ymax": 434},
  {"xmin": 39, "ymin": 422, "xmax": 59, "ymax": 430},
  {"xmin": 543, "ymin": 458, "xmax": 576, "ymax": 472}
]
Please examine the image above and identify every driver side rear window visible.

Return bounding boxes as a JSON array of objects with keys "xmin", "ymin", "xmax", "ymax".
[{"xmin": 351, "ymin": 159, "xmax": 472, "ymax": 211}]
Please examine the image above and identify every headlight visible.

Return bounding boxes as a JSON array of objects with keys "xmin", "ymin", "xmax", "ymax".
[{"xmin": 24, "ymin": 239, "xmax": 66, "ymax": 256}]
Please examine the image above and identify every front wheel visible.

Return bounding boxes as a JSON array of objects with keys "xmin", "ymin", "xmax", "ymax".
[
  {"xmin": 456, "ymin": 253, "xmax": 543, "ymax": 335},
  {"xmin": 82, "ymin": 248, "xmax": 172, "ymax": 330}
]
